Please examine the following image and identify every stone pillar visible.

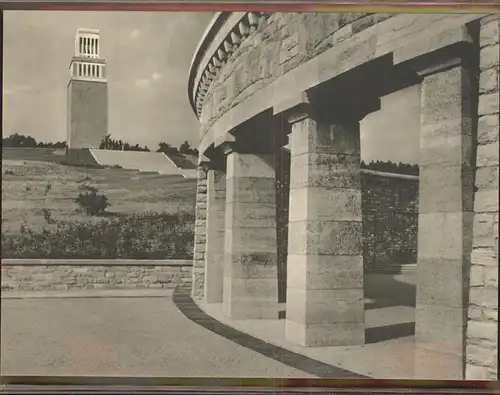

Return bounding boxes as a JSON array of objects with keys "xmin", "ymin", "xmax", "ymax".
[
  {"xmin": 191, "ymin": 162, "xmax": 209, "ymax": 299},
  {"xmin": 204, "ymin": 162, "xmax": 226, "ymax": 303},
  {"xmin": 275, "ymin": 94, "xmax": 365, "ymax": 347},
  {"xmin": 466, "ymin": 15, "xmax": 499, "ymax": 381},
  {"xmin": 414, "ymin": 51, "xmax": 476, "ymax": 379},
  {"xmin": 274, "ymin": 122, "xmax": 291, "ymax": 316},
  {"xmin": 221, "ymin": 143, "xmax": 279, "ymax": 319}
]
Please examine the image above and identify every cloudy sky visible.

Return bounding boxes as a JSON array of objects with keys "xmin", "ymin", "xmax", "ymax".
[{"xmin": 3, "ymin": 11, "xmax": 419, "ymax": 163}]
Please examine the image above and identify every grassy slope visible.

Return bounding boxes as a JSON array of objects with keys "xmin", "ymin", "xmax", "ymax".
[
  {"xmin": 2, "ymin": 159, "xmax": 197, "ymax": 237},
  {"xmin": 2, "ymin": 147, "xmax": 67, "ymax": 163}
]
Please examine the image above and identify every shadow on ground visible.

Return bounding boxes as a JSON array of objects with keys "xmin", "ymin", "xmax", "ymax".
[
  {"xmin": 364, "ymin": 272, "xmax": 416, "ymax": 310},
  {"xmin": 365, "ymin": 322, "xmax": 415, "ymax": 344},
  {"xmin": 363, "ymin": 272, "xmax": 416, "ymax": 343}
]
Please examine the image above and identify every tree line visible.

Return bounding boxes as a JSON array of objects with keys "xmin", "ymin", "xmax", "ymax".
[
  {"xmin": 2, "ymin": 133, "xmax": 199, "ymax": 157},
  {"xmin": 2, "ymin": 133, "xmax": 67, "ymax": 148},
  {"xmin": 361, "ymin": 160, "xmax": 419, "ymax": 176},
  {"xmin": 99, "ymin": 134, "xmax": 199, "ymax": 157}
]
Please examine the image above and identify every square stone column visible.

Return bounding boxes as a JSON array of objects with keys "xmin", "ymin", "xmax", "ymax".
[
  {"xmin": 221, "ymin": 143, "xmax": 279, "ymax": 319},
  {"xmin": 414, "ymin": 54, "xmax": 476, "ymax": 379},
  {"xmin": 275, "ymin": 94, "xmax": 366, "ymax": 347},
  {"xmin": 191, "ymin": 164, "xmax": 208, "ymax": 299},
  {"xmin": 204, "ymin": 165, "xmax": 226, "ymax": 304}
]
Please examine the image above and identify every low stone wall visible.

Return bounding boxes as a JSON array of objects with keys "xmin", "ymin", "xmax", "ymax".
[{"xmin": 1, "ymin": 259, "xmax": 192, "ymax": 291}]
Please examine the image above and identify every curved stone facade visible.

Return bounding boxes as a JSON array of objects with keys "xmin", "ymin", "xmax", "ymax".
[{"xmin": 188, "ymin": 12, "xmax": 499, "ymax": 380}]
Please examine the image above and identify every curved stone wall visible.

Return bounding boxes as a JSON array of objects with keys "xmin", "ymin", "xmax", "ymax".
[
  {"xmin": 188, "ymin": 12, "xmax": 499, "ymax": 381},
  {"xmin": 189, "ymin": 12, "xmax": 483, "ymax": 155}
]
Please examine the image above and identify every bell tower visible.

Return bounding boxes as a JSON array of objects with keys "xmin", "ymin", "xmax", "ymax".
[{"xmin": 66, "ymin": 28, "xmax": 108, "ymax": 153}]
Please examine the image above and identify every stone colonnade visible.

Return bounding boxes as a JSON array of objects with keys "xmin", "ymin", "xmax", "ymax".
[
  {"xmin": 191, "ymin": 24, "xmax": 492, "ymax": 379},
  {"xmin": 194, "ymin": 92, "xmax": 377, "ymax": 348}
]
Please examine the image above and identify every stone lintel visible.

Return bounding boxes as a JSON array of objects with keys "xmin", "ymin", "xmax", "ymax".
[
  {"xmin": 214, "ymin": 132, "xmax": 236, "ymax": 151},
  {"xmin": 329, "ymin": 98, "xmax": 381, "ymax": 123},
  {"xmin": 198, "ymin": 154, "xmax": 212, "ymax": 168},
  {"xmin": 273, "ymin": 92, "xmax": 312, "ymax": 125},
  {"xmin": 398, "ymin": 39, "xmax": 477, "ymax": 78},
  {"xmin": 198, "ymin": 153, "xmax": 226, "ymax": 172},
  {"xmin": 220, "ymin": 141, "xmax": 237, "ymax": 156},
  {"xmin": 274, "ymin": 91, "xmax": 380, "ymax": 125},
  {"xmin": 416, "ymin": 56, "xmax": 464, "ymax": 78},
  {"xmin": 219, "ymin": 137, "xmax": 274, "ymax": 156}
]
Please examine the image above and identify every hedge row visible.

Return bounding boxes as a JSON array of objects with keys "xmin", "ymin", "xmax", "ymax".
[{"xmin": 1, "ymin": 211, "xmax": 195, "ymax": 259}]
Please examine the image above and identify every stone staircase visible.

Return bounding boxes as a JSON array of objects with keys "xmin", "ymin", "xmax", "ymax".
[
  {"xmin": 89, "ymin": 149, "xmax": 196, "ymax": 178},
  {"xmin": 367, "ymin": 263, "xmax": 417, "ymax": 274}
]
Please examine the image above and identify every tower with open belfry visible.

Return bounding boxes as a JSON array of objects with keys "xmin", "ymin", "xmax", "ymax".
[{"xmin": 66, "ymin": 28, "xmax": 108, "ymax": 162}]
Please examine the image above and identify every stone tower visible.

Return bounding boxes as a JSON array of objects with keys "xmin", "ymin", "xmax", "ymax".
[{"xmin": 66, "ymin": 28, "xmax": 108, "ymax": 155}]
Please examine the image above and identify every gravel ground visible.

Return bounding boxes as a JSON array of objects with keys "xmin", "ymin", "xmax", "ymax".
[{"xmin": 1, "ymin": 294, "xmax": 314, "ymax": 378}]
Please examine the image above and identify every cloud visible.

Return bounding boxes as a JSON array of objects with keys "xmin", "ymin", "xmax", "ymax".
[
  {"xmin": 4, "ymin": 85, "xmax": 33, "ymax": 95},
  {"xmin": 129, "ymin": 28, "xmax": 141, "ymax": 39},
  {"xmin": 134, "ymin": 72, "xmax": 162, "ymax": 88}
]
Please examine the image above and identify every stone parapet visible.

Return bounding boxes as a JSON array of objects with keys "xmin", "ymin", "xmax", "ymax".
[{"xmin": 1, "ymin": 259, "xmax": 192, "ymax": 291}]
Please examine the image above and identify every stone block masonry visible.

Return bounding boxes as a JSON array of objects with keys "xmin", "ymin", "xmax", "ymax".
[
  {"xmin": 67, "ymin": 80, "xmax": 108, "ymax": 149},
  {"xmin": 189, "ymin": 12, "xmax": 497, "ymax": 380},
  {"xmin": 465, "ymin": 15, "xmax": 499, "ymax": 381},
  {"xmin": 222, "ymin": 151, "xmax": 279, "ymax": 319},
  {"xmin": 192, "ymin": 166, "xmax": 208, "ymax": 298},
  {"xmin": 1, "ymin": 259, "xmax": 192, "ymax": 292}
]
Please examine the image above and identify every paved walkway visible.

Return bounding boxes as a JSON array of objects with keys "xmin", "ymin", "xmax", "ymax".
[
  {"xmin": 173, "ymin": 285, "xmax": 364, "ymax": 379},
  {"xmin": 181, "ymin": 273, "xmax": 417, "ymax": 379},
  {"xmin": 1, "ymin": 273, "xmax": 416, "ymax": 379},
  {"xmin": 1, "ymin": 290, "xmax": 313, "ymax": 378}
]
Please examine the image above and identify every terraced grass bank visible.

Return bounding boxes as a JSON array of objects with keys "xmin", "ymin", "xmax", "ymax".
[
  {"xmin": 1, "ymin": 159, "xmax": 196, "ymax": 236},
  {"xmin": 1, "ymin": 153, "xmax": 197, "ymax": 261}
]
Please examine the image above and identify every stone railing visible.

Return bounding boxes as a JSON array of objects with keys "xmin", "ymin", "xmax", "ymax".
[
  {"xmin": 1, "ymin": 259, "xmax": 192, "ymax": 292},
  {"xmin": 188, "ymin": 11, "xmax": 270, "ymax": 118}
]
